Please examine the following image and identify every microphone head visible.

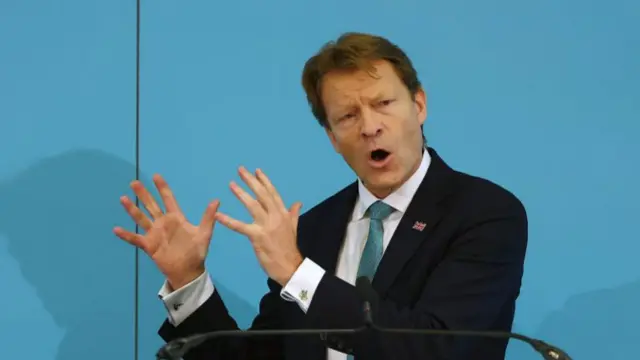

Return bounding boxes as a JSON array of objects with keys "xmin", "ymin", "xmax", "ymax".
[
  {"xmin": 361, "ymin": 299, "xmax": 373, "ymax": 327},
  {"xmin": 355, "ymin": 275, "xmax": 371, "ymax": 289},
  {"xmin": 355, "ymin": 276, "xmax": 376, "ymax": 327},
  {"xmin": 544, "ymin": 347, "xmax": 572, "ymax": 360},
  {"xmin": 355, "ymin": 276, "xmax": 375, "ymax": 301},
  {"xmin": 156, "ymin": 337, "xmax": 189, "ymax": 360},
  {"xmin": 531, "ymin": 339, "xmax": 572, "ymax": 360}
]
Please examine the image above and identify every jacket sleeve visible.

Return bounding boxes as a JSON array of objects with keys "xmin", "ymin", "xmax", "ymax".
[{"xmin": 158, "ymin": 277, "xmax": 285, "ymax": 360}]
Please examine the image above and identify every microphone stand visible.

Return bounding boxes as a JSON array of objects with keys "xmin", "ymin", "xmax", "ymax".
[
  {"xmin": 156, "ymin": 302, "xmax": 572, "ymax": 360},
  {"xmin": 156, "ymin": 327, "xmax": 366, "ymax": 360},
  {"xmin": 359, "ymin": 302, "xmax": 571, "ymax": 360}
]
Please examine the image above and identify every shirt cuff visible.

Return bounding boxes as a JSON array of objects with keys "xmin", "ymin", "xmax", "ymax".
[
  {"xmin": 158, "ymin": 271, "xmax": 215, "ymax": 326},
  {"xmin": 280, "ymin": 258, "xmax": 325, "ymax": 313}
]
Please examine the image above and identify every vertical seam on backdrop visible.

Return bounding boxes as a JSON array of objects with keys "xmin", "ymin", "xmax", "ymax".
[{"xmin": 134, "ymin": 0, "xmax": 141, "ymax": 359}]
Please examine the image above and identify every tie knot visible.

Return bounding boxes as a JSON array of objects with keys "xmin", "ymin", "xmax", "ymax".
[{"xmin": 367, "ymin": 201, "xmax": 395, "ymax": 220}]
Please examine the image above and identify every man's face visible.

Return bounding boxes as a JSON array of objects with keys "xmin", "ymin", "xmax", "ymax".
[{"xmin": 322, "ymin": 60, "xmax": 427, "ymax": 198}]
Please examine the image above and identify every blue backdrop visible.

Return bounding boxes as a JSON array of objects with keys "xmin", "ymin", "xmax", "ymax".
[{"xmin": 1, "ymin": 0, "xmax": 638, "ymax": 359}]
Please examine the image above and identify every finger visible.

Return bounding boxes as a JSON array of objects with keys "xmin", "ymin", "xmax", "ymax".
[
  {"xmin": 113, "ymin": 226, "xmax": 149, "ymax": 252},
  {"xmin": 230, "ymin": 181, "xmax": 266, "ymax": 221},
  {"xmin": 198, "ymin": 199, "xmax": 220, "ymax": 236},
  {"xmin": 153, "ymin": 174, "xmax": 183, "ymax": 215},
  {"xmin": 120, "ymin": 195, "xmax": 153, "ymax": 231},
  {"xmin": 238, "ymin": 166, "xmax": 275, "ymax": 211},
  {"xmin": 215, "ymin": 211, "xmax": 256, "ymax": 236},
  {"xmin": 289, "ymin": 202, "xmax": 303, "ymax": 230},
  {"xmin": 130, "ymin": 180, "xmax": 164, "ymax": 219},
  {"xmin": 255, "ymin": 168, "xmax": 287, "ymax": 212}
]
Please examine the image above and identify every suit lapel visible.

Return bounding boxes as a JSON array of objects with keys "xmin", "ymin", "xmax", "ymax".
[
  {"xmin": 372, "ymin": 148, "xmax": 456, "ymax": 295},
  {"xmin": 308, "ymin": 182, "xmax": 359, "ymax": 275}
]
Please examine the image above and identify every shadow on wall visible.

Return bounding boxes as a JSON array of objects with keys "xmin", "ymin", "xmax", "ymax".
[
  {"xmin": 0, "ymin": 149, "xmax": 256, "ymax": 360},
  {"xmin": 535, "ymin": 279, "xmax": 640, "ymax": 359},
  {"xmin": 507, "ymin": 279, "xmax": 640, "ymax": 360}
]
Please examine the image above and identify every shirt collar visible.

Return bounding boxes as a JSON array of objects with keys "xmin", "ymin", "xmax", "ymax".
[{"xmin": 354, "ymin": 148, "xmax": 431, "ymax": 220}]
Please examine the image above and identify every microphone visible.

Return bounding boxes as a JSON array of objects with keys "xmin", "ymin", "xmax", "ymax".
[
  {"xmin": 156, "ymin": 277, "xmax": 572, "ymax": 360},
  {"xmin": 354, "ymin": 276, "xmax": 572, "ymax": 360}
]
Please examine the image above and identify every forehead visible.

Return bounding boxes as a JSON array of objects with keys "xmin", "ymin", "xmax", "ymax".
[{"xmin": 320, "ymin": 60, "xmax": 404, "ymax": 105}]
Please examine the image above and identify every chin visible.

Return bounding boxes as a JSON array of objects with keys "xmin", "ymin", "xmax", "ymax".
[{"xmin": 362, "ymin": 172, "xmax": 403, "ymax": 197}]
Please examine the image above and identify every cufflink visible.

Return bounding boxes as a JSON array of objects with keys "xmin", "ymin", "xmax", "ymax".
[
  {"xmin": 299, "ymin": 289, "xmax": 308, "ymax": 301},
  {"xmin": 173, "ymin": 303, "xmax": 183, "ymax": 311}
]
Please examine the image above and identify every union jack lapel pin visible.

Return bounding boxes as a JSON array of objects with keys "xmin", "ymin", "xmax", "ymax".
[{"xmin": 412, "ymin": 221, "xmax": 427, "ymax": 231}]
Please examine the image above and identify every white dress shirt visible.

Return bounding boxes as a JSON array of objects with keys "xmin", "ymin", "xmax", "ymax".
[{"xmin": 158, "ymin": 150, "xmax": 431, "ymax": 360}]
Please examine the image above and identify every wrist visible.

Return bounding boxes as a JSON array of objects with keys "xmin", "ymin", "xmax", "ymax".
[
  {"xmin": 275, "ymin": 253, "xmax": 304, "ymax": 286},
  {"xmin": 167, "ymin": 266, "xmax": 205, "ymax": 291}
]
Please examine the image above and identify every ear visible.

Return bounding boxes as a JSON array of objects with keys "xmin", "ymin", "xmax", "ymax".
[
  {"xmin": 324, "ymin": 126, "xmax": 340, "ymax": 153},
  {"xmin": 414, "ymin": 87, "xmax": 427, "ymax": 126}
]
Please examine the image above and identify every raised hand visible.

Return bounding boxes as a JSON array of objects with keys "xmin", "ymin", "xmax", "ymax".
[
  {"xmin": 113, "ymin": 174, "xmax": 220, "ymax": 290},
  {"xmin": 215, "ymin": 167, "xmax": 304, "ymax": 286}
]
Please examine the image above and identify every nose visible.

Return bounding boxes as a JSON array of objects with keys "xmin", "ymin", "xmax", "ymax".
[{"xmin": 360, "ymin": 108, "xmax": 383, "ymax": 138}]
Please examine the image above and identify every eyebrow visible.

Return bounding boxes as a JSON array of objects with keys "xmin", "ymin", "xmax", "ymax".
[
  {"xmin": 337, "ymin": 91, "xmax": 389, "ymax": 107},
  {"xmin": 368, "ymin": 91, "xmax": 392, "ymax": 102}
]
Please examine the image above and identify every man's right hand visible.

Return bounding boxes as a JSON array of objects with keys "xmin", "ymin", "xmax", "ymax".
[{"xmin": 113, "ymin": 174, "xmax": 220, "ymax": 290}]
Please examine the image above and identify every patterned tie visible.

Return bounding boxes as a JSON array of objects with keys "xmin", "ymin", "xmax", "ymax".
[
  {"xmin": 345, "ymin": 201, "xmax": 395, "ymax": 360},
  {"xmin": 357, "ymin": 200, "xmax": 396, "ymax": 280}
]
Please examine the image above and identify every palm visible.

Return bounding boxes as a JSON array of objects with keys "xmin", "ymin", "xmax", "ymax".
[
  {"xmin": 146, "ymin": 216, "xmax": 201, "ymax": 272},
  {"xmin": 147, "ymin": 217, "xmax": 195, "ymax": 256},
  {"xmin": 114, "ymin": 174, "xmax": 219, "ymax": 288}
]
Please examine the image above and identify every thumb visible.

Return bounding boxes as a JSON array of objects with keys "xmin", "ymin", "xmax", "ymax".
[
  {"xmin": 289, "ymin": 202, "xmax": 303, "ymax": 230},
  {"xmin": 199, "ymin": 199, "xmax": 221, "ymax": 235}
]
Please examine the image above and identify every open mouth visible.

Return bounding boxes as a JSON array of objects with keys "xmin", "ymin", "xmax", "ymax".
[
  {"xmin": 369, "ymin": 149, "xmax": 392, "ymax": 168},
  {"xmin": 370, "ymin": 149, "xmax": 390, "ymax": 161}
]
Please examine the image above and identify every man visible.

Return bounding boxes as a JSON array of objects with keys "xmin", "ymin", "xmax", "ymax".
[{"xmin": 114, "ymin": 32, "xmax": 528, "ymax": 360}]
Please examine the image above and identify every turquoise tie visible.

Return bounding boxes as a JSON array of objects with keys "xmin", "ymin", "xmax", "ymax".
[
  {"xmin": 357, "ymin": 200, "xmax": 396, "ymax": 280},
  {"xmin": 346, "ymin": 201, "xmax": 395, "ymax": 360}
]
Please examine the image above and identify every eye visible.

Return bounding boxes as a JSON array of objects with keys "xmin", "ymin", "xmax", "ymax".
[
  {"xmin": 339, "ymin": 112, "xmax": 355, "ymax": 121},
  {"xmin": 377, "ymin": 99, "xmax": 394, "ymax": 107}
]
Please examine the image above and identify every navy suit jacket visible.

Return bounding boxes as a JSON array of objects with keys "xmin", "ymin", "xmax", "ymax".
[{"xmin": 158, "ymin": 147, "xmax": 528, "ymax": 360}]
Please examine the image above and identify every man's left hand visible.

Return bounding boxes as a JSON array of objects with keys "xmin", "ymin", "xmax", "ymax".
[{"xmin": 215, "ymin": 166, "xmax": 304, "ymax": 286}]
